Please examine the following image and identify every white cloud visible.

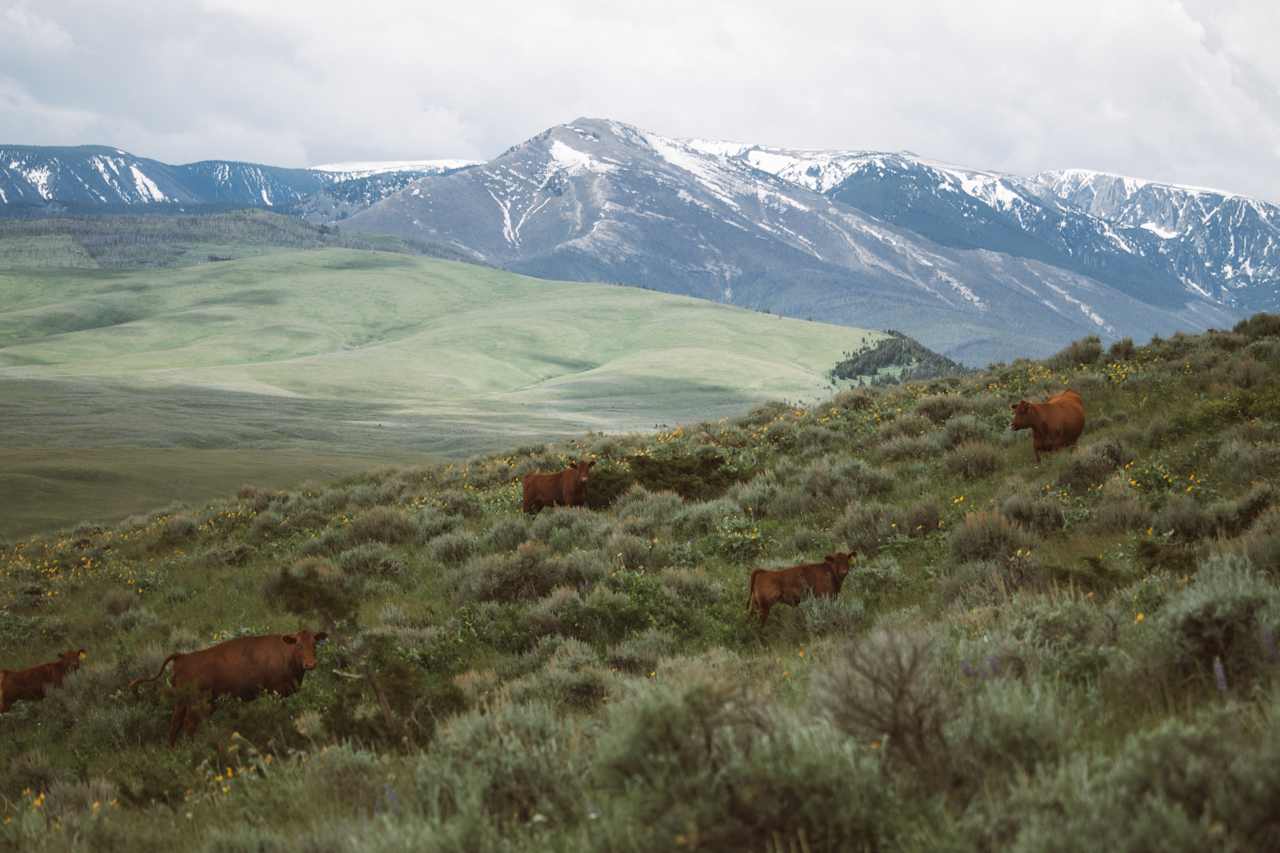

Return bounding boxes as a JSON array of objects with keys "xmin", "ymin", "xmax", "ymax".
[
  {"xmin": 2, "ymin": 3, "xmax": 74, "ymax": 53},
  {"xmin": 1, "ymin": 0, "xmax": 1278, "ymax": 201}
]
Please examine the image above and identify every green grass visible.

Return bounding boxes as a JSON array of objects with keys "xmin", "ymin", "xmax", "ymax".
[
  {"xmin": 1, "ymin": 248, "xmax": 879, "ymax": 534},
  {"xmin": 3, "ymin": 318, "xmax": 1280, "ymax": 850},
  {"xmin": 0, "ymin": 211, "xmax": 445, "ymax": 270},
  {"xmin": 0, "ymin": 448, "xmax": 429, "ymax": 541}
]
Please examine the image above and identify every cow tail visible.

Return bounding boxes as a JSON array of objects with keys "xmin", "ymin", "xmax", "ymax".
[
  {"xmin": 129, "ymin": 654, "xmax": 179, "ymax": 690},
  {"xmin": 746, "ymin": 570, "xmax": 762, "ymax": 613}
]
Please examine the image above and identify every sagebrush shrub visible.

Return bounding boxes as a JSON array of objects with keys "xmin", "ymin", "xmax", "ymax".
[
  {"xmin": 1108, "ymin": 337, "xmax": 1136, "ymax": 360},
  {"xmin": 248, "ymin": 510, "xmax": 283, "ymax": 543},
  {"xmin": 415, "ymin": 508, "xmax": 462, "ymax": 542},
  {"xmin": 945, "ymin": 680, "xmax": 1076, "ymax": 794},
  {"xmin": 946, "ymin": 441, "xmax": 1002, "ymax": 479},
  {"xmin": 816, "ymin": 629, "xmax": 952, "ymax": 779},
  {"xmin": 509, "ymin": 638, "xmax": 612, "ymax": 710},
  {"xmin": 435, "ymin": 489, "xmax": 483, "ymax": 519},
  {"xmin": 1158, "ymin": 554, "xmax": 1278, "ymax": 687},
  {"xmin": 336, "ymin": 543, "xmax": 405, "ymax": 578},
  {"xmin": 1089, "ymin": 495, "xmax": 1150, "ymax": 533},
  {"xmin": 415, "ymin": 700, "xmax": 586, "ymax": 827},
  {"xmin": 950, "ymin": 512, "xmax": 1036, "ymax": 562},
  {"xmin": 1001, "ymin": 493, "xmax": 1066, "ymax": 534},
  {"xmin": 834, "ymin": 502, "xmax": 896, "ymax": 555},
  {"xmin": 801, "ymin": 591, "xmax": 866, "ymax": 636},
  {"xmin": 880, "ymin": 433, "xmax": 934, "ymax": 463},
  {"xmin": 429, "ymin": 531, "xmax": 477, "ymax": 566},
  {"xmin": 483, "ymin": 516, "xmax": 528, "ymax": 552},
  {"xmin": 530, "ymin": 506, "xmax": 611, "ymax": 551},
  {"xmin": 596, "ymin": 677, "xmax": 901, "ymax": 851},
  {"xmin": 1057, "ymin": 439, "xmax": 1130, "ymax": 492},
  {"xmin": 938, "ymin": 415, "xmax": 992, "ymax": 450},
  {"xmin": 917, "ymin": 394, "xmax": 973, "ymax": 424},
  {"xmin": 1047, "ymin": 335, "xmax": 1102, "ymax": 369},
  {"xmin": 1154, "ymin": 495, "xmax": 1214, "ymax": 541},
  {"xmin": 345, "ymin": 506, "xmax": 417, "ymax": 546},
  {"xmin": 455, "ymin": 542, "xmax": 596, "ymax": 603},
  {"xmin": 263, "ymin": 557, "xmax": 356, "ymax": 623},
  {"xmin": 613, "ymin": 486, "xmax": 684, "ymax": 536},
  {"xmin": 606, "ymin": 628, "xmax": 680, "ymax": 675},
  {"xmin": 672, "ymin": 497, "xmax": 740, "ymax": 536},
  {"xmin": 877, "ymin": 412, "xmax": 933, "ymax": 440}
]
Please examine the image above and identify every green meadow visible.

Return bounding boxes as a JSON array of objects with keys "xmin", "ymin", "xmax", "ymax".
[
  {"xmin": 2, "ymin": 318, "xmax": 1279, "ymax": 851},
  {"xmin": 0, "ymin": 247, "xmax": 877, "ymax": 536}
]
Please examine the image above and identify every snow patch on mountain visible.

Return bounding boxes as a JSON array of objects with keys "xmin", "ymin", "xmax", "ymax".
[
  {"xmin": 548, "ymin": 140, "xmax": 616, "ymax": 175},
  {"xmin": 129, "ymin": 165, "xmax": 166, "ymax": 202},
  {"xmin": 310, "ymin": 159, "xmax": 478, "ymax": 178}
]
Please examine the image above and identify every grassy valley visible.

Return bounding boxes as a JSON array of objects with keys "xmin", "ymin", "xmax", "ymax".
[
  {"xmin": 0, "ymin": 246, "xmax": 878, "ymax": 536},
  {"xmin": 2, "ymin": 316, "xmax": 1279, "ymax": 851}
]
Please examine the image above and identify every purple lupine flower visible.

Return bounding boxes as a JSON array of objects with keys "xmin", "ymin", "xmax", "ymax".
[
  {"xmin": 1212, "ymin": 656, "xmax": 1229, "ymax": 694},
  {"xmin": 960, "ymin": 660, "xmax": 976, "ymax": 679}
]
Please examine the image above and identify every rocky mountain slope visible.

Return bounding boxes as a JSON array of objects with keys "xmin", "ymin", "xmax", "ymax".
[
  {"xmin": 6, "ymin": 124, "xmax": 1275, "ymax": 364},
  {"xmin": 0, "ymin": 146, "xmax": 466, "ymax": 216},
  {"xmin": 343, "ymin": 119, "xmax": 1241, "ymax": 363}
]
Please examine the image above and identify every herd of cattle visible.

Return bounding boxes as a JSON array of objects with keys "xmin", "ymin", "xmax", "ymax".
[{"xmin": 1, "ymin": 391, "xmax": 1084, "ymax": 744}]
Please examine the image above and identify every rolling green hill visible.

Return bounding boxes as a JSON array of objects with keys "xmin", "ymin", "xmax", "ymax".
[
  {"xmin": 0, "ymin": 248, "xmax": 880, "ymax": 536},
  {"xmin": 2, "ymin": 317, "xmax": 1279, "ymax": 851}
]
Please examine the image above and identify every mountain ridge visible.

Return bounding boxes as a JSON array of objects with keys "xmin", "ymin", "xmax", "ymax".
[{"xmin": 4, "ymin": 122, "xmax": 1275, "ymax": 363}]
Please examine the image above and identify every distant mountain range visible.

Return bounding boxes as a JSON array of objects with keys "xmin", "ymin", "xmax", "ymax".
[
  {"xmin": 0, "ymin": 145, "xmax": 473, "ymax": 216},
  {"xmin": 3, "ymin": 123, "xmax": 1276, "ymax": 364}
]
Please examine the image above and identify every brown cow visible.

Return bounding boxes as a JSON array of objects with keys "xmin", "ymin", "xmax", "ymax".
[
  {"xmin": 129, "ymin": 631, "xmax": 328, "ymax": 745},
  {"xmin": 1010, "ymin": 389, "xmax": 1086, "ymax": 463},
  {"xmin": 747, "ymin": 552, "xmax": 855, "ymax": 627},
  {"xmin": 522, "ymin": 459, "xmax": 595, "ymax": 514},
  {"xmin": 0, "ymin": 649, "xmax": 86, "ymax": 713}
]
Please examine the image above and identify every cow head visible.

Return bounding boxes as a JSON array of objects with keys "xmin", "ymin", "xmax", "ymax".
[
  {"xmin": 824, "ymin": 552, "xmax": 855, "ymax": 583},
  {"xmin": 282, "ymin": 631, "xmax": 329, "ymax": 671},
  {"xmin": 60, "ymin": 649, "xmax": 87, "ymax": 672},
  {"xmin": 568, "ymin": 459, "xmax": 595, "ymax": 488},
  {"xmin": 1010, "ymin": 400, "xmax": 1036, "ymax": 431}
]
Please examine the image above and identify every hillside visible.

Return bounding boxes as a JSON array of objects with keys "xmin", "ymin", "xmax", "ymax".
[
  {"xmin": 2, "ymin": 316, "xmax": 1279, "ymax": 851},
  {"xmin": 0, "ymin": 248, "xmax": 880, "ymax": 536},
  {"xmin": 8, "ymin": 127, "xmax": 1275, "ymax": 366},
  {"xmin": 0, "ymin": 212, "xmax": 475, "ymax": 269},
  {"xmin": 343, "ymin": 118, "xmax": 1243, "ymax": 364}
]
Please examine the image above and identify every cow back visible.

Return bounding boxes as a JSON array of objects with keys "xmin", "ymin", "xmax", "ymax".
[{"xmin": 173, "ymin": 636, "xmax": 301, "ymax": 698}]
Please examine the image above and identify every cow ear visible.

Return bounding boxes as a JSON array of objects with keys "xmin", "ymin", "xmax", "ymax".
[
  {"xmin": 315, "ymin": 632, "xmax": 329, "ymax": 643},
  {"xmin": 823, "ymin": 553, "xmax": 836, "ymax": 564},
  {"xmin": 282, "ymin": 634, "xmax": 298, "ymax": 644},
  {"xmin": 586, "ymin": 459, "xmax": 596, "ymax": 469}
]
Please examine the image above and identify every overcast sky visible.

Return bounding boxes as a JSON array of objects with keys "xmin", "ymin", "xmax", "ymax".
[{"xmin": 3, "ymin": 0, "xmax": 1278, "ymax": 199}]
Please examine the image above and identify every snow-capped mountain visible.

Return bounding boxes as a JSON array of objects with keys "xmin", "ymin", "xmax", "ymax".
[
  {"xmin": 0, "ymin": 146, "xmax": 469, "ymax": 215},
  {"xmin": 4, "ymin": 124, "xmax": 1273, "ymax": 363},
  {"xmin": 1034, "ymin": 170, "xmax": 1280, "ymax": 312},
  {"xmin": 0, "ymin": 145, "xmax": 337, "ymax": 211},
  {"xmin": 342, "ymin": 118, "xmax": 1237, "ymax": 363}
]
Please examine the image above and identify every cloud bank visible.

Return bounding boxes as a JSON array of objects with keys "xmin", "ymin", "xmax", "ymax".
[{"xmin": 2, "ymin": 0, "xmax": 1277, "ymax": 199}]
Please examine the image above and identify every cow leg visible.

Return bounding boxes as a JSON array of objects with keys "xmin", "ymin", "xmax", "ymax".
[
  {"xmin": 758, "ymin": 602, "xmax": 771, "ymax": 627},
  {"xmin": 184, "ymin": 698, "xmax": 211, "ymax": 739},
  {"xmin": 168, "ymin": 703, "xmax": 187, "ymax": 746}
]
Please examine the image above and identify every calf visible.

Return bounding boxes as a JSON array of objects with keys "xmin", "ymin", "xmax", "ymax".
[
  {"xmin": 0, "ymin": 649, "xmax": 86, "ymax": 713},
  {"xmin": 1010, "ymin": 389, "xmax": 1086, "ymax": 463},
  {"xmin": 747, "ymin": 552, "xmax": 855, "ymax": 627},
  {"xmin": 129, "ymin": 631, "xmax": 327, "ymax": 745},
  {"xmin": 522, "ymin": 459, "xmax": 595, "ymax": 514}
]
